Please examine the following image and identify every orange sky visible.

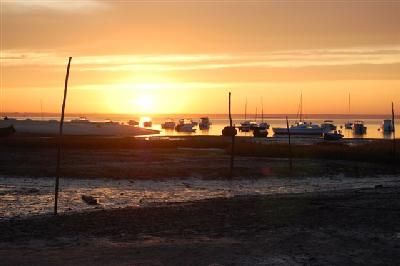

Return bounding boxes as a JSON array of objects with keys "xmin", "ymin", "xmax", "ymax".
[{"xmin": 1, "ymin": 1, "xmax": 400, "ymax": 114}]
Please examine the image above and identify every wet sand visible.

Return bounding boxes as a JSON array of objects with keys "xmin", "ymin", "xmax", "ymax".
[
  {"xmin": 1, "ymin": 186, "xmax": 400, "ymax": 265},
  {"xmin": 1, "ymin": 135, "xmax": 399, "ymax": 265}
]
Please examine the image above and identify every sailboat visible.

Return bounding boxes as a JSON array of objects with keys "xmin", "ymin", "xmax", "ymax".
[
  {"xmin": 272, "ymin": 93, "xmax": 323, "ymax": 136},
  {"xmin": 258, "ymin": 97, "xmax": 270, "ymax": 130},
  {"xmin": 239, "ymin": 98, "xmax": 253, "ymax": 132},
  {"xmin": 345, "ymin": 93, "xmax": 353, "ymax": 129}
]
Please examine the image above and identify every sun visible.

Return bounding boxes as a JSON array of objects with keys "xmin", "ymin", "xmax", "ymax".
[{"xmin": 135, "ymin": 95, "xmax": 155, "ymax": 113}]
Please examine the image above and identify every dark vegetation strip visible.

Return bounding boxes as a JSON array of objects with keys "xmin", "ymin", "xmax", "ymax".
[{"xmin": 1, "ymin": 136, "xmax": 399, "ymax": 164}]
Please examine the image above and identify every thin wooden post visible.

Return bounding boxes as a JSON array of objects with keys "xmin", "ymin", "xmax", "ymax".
[
  {"xmin": 54, "ymin": 57, "xmax": 72, "ymax": 215},
  {"xmin": 392, "ymin": 102, "xmax": 396, "ymax": 162},
  {"xmin": 229, "ymin": 92, "xmax": 235, "ymax": 179},
  {"xmin": 286, "ymin": 116, "xmax": 293, "ymax": 170}
]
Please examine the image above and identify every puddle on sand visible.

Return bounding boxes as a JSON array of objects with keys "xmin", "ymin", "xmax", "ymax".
[{"xmin": 1, "ymin": 175, "xmax": 399, "ymax": 219}]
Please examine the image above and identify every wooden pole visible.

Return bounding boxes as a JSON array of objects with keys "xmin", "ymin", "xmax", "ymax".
[
  {"xmin": 286, "ymin": 116, "xmax": 293, "ymax": 170},
  {"xmin": 54, "ymin": 57, "xmax": 72, "ymax": 215},
  {"xmin": 229, "ymin": 92, "xmax": 235, "ymax": 179},
  {"xmin": 392, "ymin": 102, "xmax": 396, "ymax": 162}
]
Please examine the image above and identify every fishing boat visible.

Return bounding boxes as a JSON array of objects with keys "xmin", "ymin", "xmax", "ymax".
[
  {"xmin": 323, "ymin": 130, "xmax": 344, "ymax": 140},
  {"xmin": 0, "ymin": 125, "xmax": 16, "ymax": 137},
  {"xmin": 199, "ymin": 117, "xmax": 211, "ymax": 130},
  {"xmin": 321, "ymin": 120, "xmax": 337, "ymax": 132},
  {"xmin": 161, "ymin": 119, "xmax": 176, "ymax": 129},
  {"xmin": 272, "ymin": 93, "xmax": 323, "ymax": 136},
  {"xmin": 175, "ymin": 119, "xmax": 196, "ymax": 132},
  {"xmin": 353, "ymin": 120, "xmax": 367, "ymax": 135}
]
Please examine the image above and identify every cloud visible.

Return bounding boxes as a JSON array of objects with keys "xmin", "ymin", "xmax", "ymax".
[
  {"xmin": 2, "ymin": 0, "xmax": 107, "ymax": 13},
  {"xmin": 2, "ymin": 46, "xmax": 400, "ymax": 72}
]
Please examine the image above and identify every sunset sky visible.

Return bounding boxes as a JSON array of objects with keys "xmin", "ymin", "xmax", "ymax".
[{"xmin": 1, "ymin": 0, "xmax": 400, "ymax": 115}]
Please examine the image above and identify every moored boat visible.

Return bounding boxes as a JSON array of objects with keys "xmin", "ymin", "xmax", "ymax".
[
  {"xmin": 199, "ymin": 117, "xmax": 211, "ymax": 130},
  {"xmin": 353, "ymin": 120, "xmax": 367, "ymax": 135},
  {"xmin": 323, "ymin": 130, "xmax": 344, "ymax": 140},
  {"xmin": 222, "ymin": 126, "xmax": 237, "ymax": 136},
  {"xmin": 321, "ymin": 120, "xmax": 337, "ymax": 132},
  {"xmin": 253, "ymin": 127, "xmax": 268, "ymax": 138},
  {"xmin": 161, "ymin": 119, "xmax": 176, "ymax": 129},
  {"xmin": 273, "ymin": 121, "xmax": 323, "ymax": 136},
  {"xmin": 143, "ymin": 121, "xmax": 152, "ymax": 127},
  {"xmin": 128, "ymin": 120, "xmax": 139, "ymax": 126},
  {"xmin": 175, "ymin": 119, "xmax": 196, "ymax": 132}
]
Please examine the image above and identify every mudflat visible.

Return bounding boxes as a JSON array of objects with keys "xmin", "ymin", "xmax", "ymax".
[{"xmin": 1, "ymin": 187, "xmax": 400, "ymax": 265}]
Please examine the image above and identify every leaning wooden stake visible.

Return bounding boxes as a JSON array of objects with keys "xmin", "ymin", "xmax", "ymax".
[
  {"xmin": 392, "ymin": 102, "xmax": 396, "ymax": 162},
  {"xmin": 286, "ymin": 116, "xmax": 293, "ymax": 170},
  {"xmin": 54, "ymin": 57, "xmax": 72, "ymax": 215},
  {"xmin": 229, "ymin": 92, "xmax": 235, "ymax": 179}
]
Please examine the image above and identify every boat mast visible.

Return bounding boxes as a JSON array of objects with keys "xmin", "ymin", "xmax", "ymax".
[
  {"xmin": 244, "ymin": 98, "xmax": 247, "ymax": 120},
  {"xmin": 300, "ymin": 92, "xmax": 303, "ymax": 122},
  {"xmin": 255, "ymin": 107, "xmax": 258, "ymax": 122},
  {"xmin": 261, "ymin": 97, "xmax": 264, "ymax": 123}
]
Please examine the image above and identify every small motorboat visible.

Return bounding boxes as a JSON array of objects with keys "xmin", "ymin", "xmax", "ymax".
[
  {"xmin": 0, "ymin": 125, "xmax": 16, "ymax": 137},
  {"xmin": 175, "ymin": 119, "xmax": 196, "ymax": 132},
  {"xmin": 253, "ymin": 127, "xmax": 268, "ymax": 138},
  {"xmin": 143, "ymin": 121, "xmax": 152, "ymax": 127},
  {"xmin": 161, "ymin": 119, "xmax": 176, "ymax": 129},
  {"xmin": 321, "ymin": 120, "xmax": 337, "ymax": 132},
  {"xmin": 323, "ymin": 130, "xmax": 344, "ymax": 140},
  {"xmin": 344, "ymin": 122, "xmax": 353, "ymax": 130},
  {"xmin": 128, "ymin": 120, "xmax": 139, "ymax": 126},
  {"xmin": 222, "ymin": 126, "xmax": 237, "ymax": 136},
  {"xmin": 258, "ymin": 122, "xmax": 270, "ymax": 130},
  {"xmin": 199, "ymin": 117, "xmax": 211, "ymax": 130},
  {"xmin": 353, "ymin": 121, "xmax": 367, "ymax": 135}
]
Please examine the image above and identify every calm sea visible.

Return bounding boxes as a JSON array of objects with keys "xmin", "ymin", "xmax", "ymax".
[{"xmin": 5, "ymin": 113, "xmax": 400, "ymax": 139}]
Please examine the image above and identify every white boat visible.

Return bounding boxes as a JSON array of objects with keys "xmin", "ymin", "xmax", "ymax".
[
  {"xmin": 273, "ymin": 121, "xmax": 323, "ymax": 136},
  {"xmin": 175, "ymin": 119, "xmax": 196, "ymax": 132},
  {"xmin": 199, "ymin": 117, "xmax": 211, "ymax": 130},
  {"xmin": 321, "ymin": 120, "xmax": 337, "ymax": 132},
  {"xmin": 161, "ymin": 119, "xmax": 176, "ymax": 129},
  {"xmin": 353, "ymin": 120, "xmax": 367, "ymax": 135},
  {"xmin": 272, "ymin": 93, "xmax": 323, "ymax": 136}
]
